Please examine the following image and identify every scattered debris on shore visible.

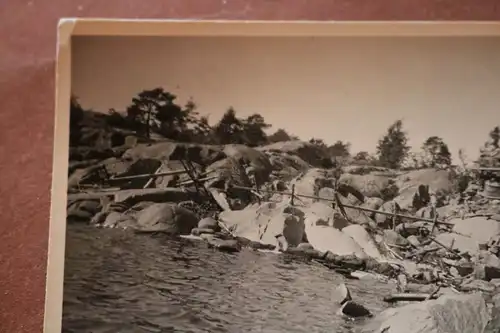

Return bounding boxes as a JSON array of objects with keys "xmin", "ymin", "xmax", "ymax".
[{"xmin": 67, "ymin": 129, "xmax": 500, "ymax": 331}]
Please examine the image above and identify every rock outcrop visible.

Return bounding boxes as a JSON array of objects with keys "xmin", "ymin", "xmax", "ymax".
[
  {"xmin": 371, "ymin": 293, "xmax": 490, "ymax": 333},
  {"xmin": 258, "ymin": 140, "xmax": 331, "ymax": 168},
  {"xmin": 339, "ymin": 173, "xmax": 396, "ymax": 199}
]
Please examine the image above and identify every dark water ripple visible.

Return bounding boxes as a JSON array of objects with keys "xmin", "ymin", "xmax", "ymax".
[{"xmin": 63, "ymin": 224, "xmax": 397, "ymax": 333}]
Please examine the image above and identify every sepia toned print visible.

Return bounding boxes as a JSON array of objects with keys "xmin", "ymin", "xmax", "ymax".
[{"xmin": 61, "ymin": 31, "xmax": 500, "ymax": 333}]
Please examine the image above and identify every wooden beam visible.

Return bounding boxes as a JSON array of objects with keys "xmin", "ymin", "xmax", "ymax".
[{"xmin": 109, "ymin": 168, "xmax": 215, "ymax": 182}]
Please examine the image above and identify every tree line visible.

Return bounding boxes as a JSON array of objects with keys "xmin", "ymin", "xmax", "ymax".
[{"xmin": 71, "ymin": 87, "xmax": 500, "ymax": 170}]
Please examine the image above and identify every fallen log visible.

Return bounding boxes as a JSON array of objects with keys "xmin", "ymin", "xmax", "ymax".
[{"xmin": 383, "ymin": 293, "xmax": 439, "ymax": 303}]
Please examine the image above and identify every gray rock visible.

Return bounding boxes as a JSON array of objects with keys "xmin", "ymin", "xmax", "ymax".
[
  {"xmin": 67, "ymin": 199, "xmax": 102, "ymax": 221},
  {"xmin": 207, "ymin": 238, "xmax": 241, "ymax": 253},
  {"xmin": 296, "ymin": 243, "xmax": 315, "ymax": 251},
  {"xmin": 200, "ymin": 233, "xmax": 215, "ymax": 241},
  {"xmin": 452, "ymin": 217, "xmax": 500, "ymax": 245},
  {"xmin": 433, "ymin": 232, "xmax": 481, "ymax": 257},
  {"xmin": 384, "ymin": 229, "xmax": 409, "ymax": 247},
  {"xmin": 406, "ymin": 235, "xmax": 421, "ymax": 247},
  {"xmin": 456, "ymin": 259, "xmax": 475, "ymax": 277},
  {"xmin": 134, "ymin": 203, "xmax": 198, "ymax": 234},
  {"xmin": 90, "ymin": 211, "xmax": 108, "ymax": 225},
  {"xmin": 191, "ymin": 228, "xmax": 216, "ymax": 236},
  {"xmin": 374, "ymin": 293, "xmax": 489, "ymax": 333},
  {"xmin": 489, "ymin": 278, "xmax": 500, "ymax": 288},
  {"xmin": 474, "ymin": 253, "xmax": 500, "ymax": 281},
  {"xmin": 272, "ymin": 179, "xmax": 287, "ymax": 191},
  {"xmin": 334, "ymin": 283, "xmax": 352, "ymax": 305},
  {"xmin": 339, "ymin": 301, "xmax": 372, "ymax": 318},
  {"xmin": 219, "ymin": 202, "xmax": 306, "ymax": 248},
  {"xmin": 449, "ymin": 267, "xmax": 461, "ymax": 278},
  {"xmin": 395, "ymin": 221, "xmax": 433, "ymax": 238},
  {"xmin": 198, "ymin": 217, "xmax": 219, "ymax": 230},
  {"xmin": 416, "ymin": 206, "xmax": 439, "ymax": 220},
  {"xmin": 103, "ymin": 211, "xmax": 136, "ymax": 228},
  {"xmin": 460, "ymin": 279, "xmax": 496, "ymax": 293},
  {"xmin": 361, "ymin": 197, "xmax": 385, "ymax": 219}
]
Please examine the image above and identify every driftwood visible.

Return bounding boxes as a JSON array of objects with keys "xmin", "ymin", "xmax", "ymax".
[
  {"xmin": 142, "ymin": 164, "xmax": 163, "ymax": 189},
  {"xmin": 110, "ymin": 169, "xmax": 189, "ymax": 182},
  {"xmin": 383, "ymin": 293, "xmax": 439, "ymax": 303}
]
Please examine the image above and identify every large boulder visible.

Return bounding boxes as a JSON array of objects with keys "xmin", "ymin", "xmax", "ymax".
[
  {"xmin": 383, "ymin": 229, "xmax": 409, "ymax": 247},
  {"xmin": 67, "ymin": 165, "xmax": 102, "ymax": 189},
  {"xmin": 266, "ymin": 152, "xmax": 311, "ymax": 180},
  {"xmin": 396, "ymin": 168, "xmax": 455, "ymax": 194},
  {"xmin": 395, "ymin": 221, "xmax": 437, "ymax": 238},
  {"xmin": 218, "ymin": 202, "xmax": 306, "ymax": 247},
  {"xmin": 133, "ymin": 203, "xmax": 199, "ymax": 234},
  {"xmin": 304, "ymin": 224, "xmax": 368, "ymax": 258},
  {"xmin": 394, "ymin": 184, "xmax": 432, "ymax": 212},
  {"xmin": 102, "ymin": 211, "xmax": 136, "ymax": 229},
  {"xmin": 361, "ymin": 197, "xmax": 384, "ymax": 217},
  {"xmin": 109, "ymin": 158, "xmax": 162, "ymax": 188},
  {"xmin": 258, "ymin": 140, "xmax": 331, "ymax": 167},
  {"xmin": 473, "ymin": 252, "xmax": 500, "ymax": 281},
  {"xmin": 153, "ymin": 160, "xmax": 199, "ymax": 188},
  {"xmin": 451, "ymin": 216, "xmax": 500, "ymax": 245},
  {"xmin": 317, "ymin": 187, "xmax": 337, "ymax": 202},
  {"xmin": 304, "ymin": 202, "xmax": 350, "ymax": 230},
  {"xmin": 394, "ymin": 169, "xmax": 455, "ymax": 211},
  {"xmin": 342, "ymin": 224, "xmax": 383, "ymax": 259},
  {"xmin": 434, "ymin": 232, "xmax": 480, "ymax": 256},
  {"xmin": 337, "ymin": 195, "xmax": 376, "ymax": 227},
  {"xmin": 222, "ymin": 144, "xmax": 273, "ymax": 184},
  {"xmin": 374, "ymin": 201, "xmax": 401, "ymax": 227},
  {"xmin": 370, "ymin": 293, "xmax": 489, "ymax": 333},
  {"xmin": 315, "ymin": 187, "xmax": 375, "ymax": 226}
]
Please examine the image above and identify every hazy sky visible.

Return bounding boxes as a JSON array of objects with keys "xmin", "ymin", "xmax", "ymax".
[{"xmin": 71, "ymin": 36, "xmax": 500, "ymax": 162}]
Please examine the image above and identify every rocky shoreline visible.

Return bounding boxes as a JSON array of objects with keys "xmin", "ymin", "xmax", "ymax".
[{"xmin": 67, "ymin": 137, "xmax": 500, "ymax": 332}]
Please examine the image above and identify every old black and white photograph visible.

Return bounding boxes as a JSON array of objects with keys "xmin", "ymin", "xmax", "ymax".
[{"xmin": 61, "ymin": 29, "xmax": 500, "ymax": 333}]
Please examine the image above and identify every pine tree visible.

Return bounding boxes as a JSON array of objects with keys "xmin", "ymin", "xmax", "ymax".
[
  {"xmin": 421, "ymin": 136, "xmax": 452, "ymax": 168},
  {"xmin": 376, "ymin": 120, "xmax": 410, "ymax": 169}
]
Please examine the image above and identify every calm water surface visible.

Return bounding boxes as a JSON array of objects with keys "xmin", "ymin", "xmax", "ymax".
[{"xmin": 63, "ymin": 224, "xmax": 397, "ymax": 333}]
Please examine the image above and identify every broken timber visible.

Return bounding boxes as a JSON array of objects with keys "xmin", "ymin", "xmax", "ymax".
[
  {"xmin": 468, "ymin": 167, "xmax": 500, "ymax": 172},
  {"xmin": 108, "ymin": 168, "xmax": 215, "ymax": 182}
]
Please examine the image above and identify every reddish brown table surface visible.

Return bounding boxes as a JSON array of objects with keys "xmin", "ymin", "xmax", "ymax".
[{"xmin": 2, "ymin": 1, "xmax": 500, "ymax": 332}]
